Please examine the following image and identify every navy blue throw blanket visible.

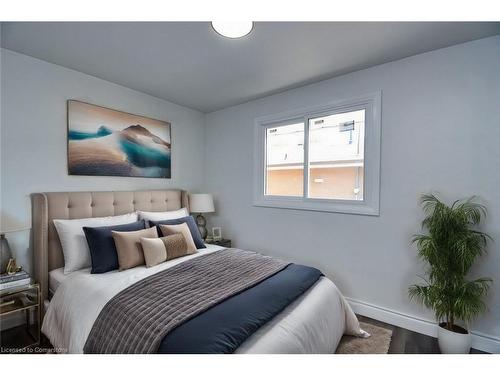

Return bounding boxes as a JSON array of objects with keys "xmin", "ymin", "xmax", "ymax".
[{"xmin": 158, "ymin": 264, "xmax": 322, "ymax": 353}]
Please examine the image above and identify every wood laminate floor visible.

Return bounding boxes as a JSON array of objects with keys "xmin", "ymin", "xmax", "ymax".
[{"xmin": 358, "ymin": 315, "xmax": 487, "ymax": 354}]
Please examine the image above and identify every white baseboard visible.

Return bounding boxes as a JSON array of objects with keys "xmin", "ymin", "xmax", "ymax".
[{"xmin": 346, "ymin": 297, "xmax": 500, "ymax": 354}]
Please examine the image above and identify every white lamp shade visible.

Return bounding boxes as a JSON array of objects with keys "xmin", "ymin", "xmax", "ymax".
[{"xmin": 189, "ymin": 194, "xmax": 215, "ymax": 213}]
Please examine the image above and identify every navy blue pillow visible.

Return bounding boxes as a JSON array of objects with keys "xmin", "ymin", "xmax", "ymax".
[
  {"xmin": 83, "ymin": 220, "xmax": 146, "ymax": 274},
  {"xmin": 149, "ymin": 216, "xmax": 206, "ymax": 249}
]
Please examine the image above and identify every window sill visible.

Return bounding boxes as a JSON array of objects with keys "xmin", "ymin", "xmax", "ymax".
[{"xmin": 253, "ymin": 196, "xmax": 379, "ymax": 216}]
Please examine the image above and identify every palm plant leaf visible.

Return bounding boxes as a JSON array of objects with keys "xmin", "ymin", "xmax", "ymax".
[{"xmin": 409, "ymin": 194, "xmax": 492, "ymax": 328}]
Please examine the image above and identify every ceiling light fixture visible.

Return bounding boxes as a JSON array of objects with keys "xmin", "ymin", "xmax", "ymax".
[{"xmin": 211, "ymin": 22, "xmax": 253, "ymax": 39}]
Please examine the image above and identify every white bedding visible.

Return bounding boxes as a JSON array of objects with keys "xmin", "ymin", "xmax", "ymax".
[
  {"xmin": 42, "ymin": 244, "xmax": 365, "ymax": 353},
  {"xmin": 49, "ymin": 267, "xmax": 67, "ymax": 295}
]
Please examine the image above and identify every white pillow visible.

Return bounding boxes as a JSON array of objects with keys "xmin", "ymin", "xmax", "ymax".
[
  {"xmin": 53, "ymin": 212, "xmax": 138, "ymax": 274},
  {"xmin": 137, "ymin": 208, "xmax": 189, "ymax": 222}
]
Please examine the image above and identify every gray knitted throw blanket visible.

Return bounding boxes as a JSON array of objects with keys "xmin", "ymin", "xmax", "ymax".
[{"xmin": 84, "ymin": 248, "xmax": 288, "ymax": 353}]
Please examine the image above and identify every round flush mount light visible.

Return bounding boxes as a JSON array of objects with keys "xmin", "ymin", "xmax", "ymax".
[{"xmin": 211, "ymin": 21, "xmax": 253, "ymax": 39}]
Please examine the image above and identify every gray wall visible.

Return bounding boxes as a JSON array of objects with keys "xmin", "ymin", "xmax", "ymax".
[
  {"xmin": 0, "ymin": 49, "xmax": 206, "ymax": 273},
  {"xmin": 204, "ymin": 36, "xmax": 500, "ymax": 340}
]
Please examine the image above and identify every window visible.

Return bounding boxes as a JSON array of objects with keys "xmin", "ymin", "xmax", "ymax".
[
  {"xmin": 254, "ymin": 92, "xmax": 381, "ymax": 215},
  {"xmin": 266, "ymin": 123, "xmax": 304, "ymax": 197}
]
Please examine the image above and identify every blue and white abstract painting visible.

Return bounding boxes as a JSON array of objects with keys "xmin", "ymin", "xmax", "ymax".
[{"xmin": 67, "ymin": 100, "xmax": 171, "ymax": 178}]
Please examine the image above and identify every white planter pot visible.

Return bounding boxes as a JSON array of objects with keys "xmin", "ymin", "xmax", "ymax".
[{"xmin": 437, "ymin": 323, "xmax": 471, "ymax": 354}]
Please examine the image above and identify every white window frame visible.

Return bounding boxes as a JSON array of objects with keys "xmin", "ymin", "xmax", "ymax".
[{"xmin": 253, "ymin": 91, "xmax": 381, "ymax": 216}]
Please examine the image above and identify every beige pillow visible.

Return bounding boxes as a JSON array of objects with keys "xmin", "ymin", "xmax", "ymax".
[
  {"xmin": 140, "ymin": 233, "xmax": 189, "ymax": 267},
  {"xmin": 159, "ymin": 222, "xmax": 197, "ymax": 253},
  {"xmin": 112, "ymin": 227, "xmax": 158, "ymax": 270},
  {"xmin": 140, "ymin": 237, "xmax": 167, "ymax": 268}
]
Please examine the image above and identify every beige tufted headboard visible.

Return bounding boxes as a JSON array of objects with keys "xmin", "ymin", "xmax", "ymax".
[{"xmin": 31, "ymin": 190, "xmax": 190, "ymax": 303}]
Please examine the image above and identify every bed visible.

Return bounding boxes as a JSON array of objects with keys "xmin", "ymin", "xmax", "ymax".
[{"xmin": 32, "ymin": 189, "xmax": 364, "ymax": 354}]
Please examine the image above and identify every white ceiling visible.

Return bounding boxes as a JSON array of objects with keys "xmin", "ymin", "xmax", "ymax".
[{"xmin": 2, "ymin": 22, "xmax": 499, "ymax": 112}]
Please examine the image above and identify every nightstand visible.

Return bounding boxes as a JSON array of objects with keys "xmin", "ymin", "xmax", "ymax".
[
  {"xmin": 0, "ymin": 283, "xmax": 41, "ymax": 351},
  {"xmin": 209, "ymin": 238, "xmax": 232, "ymax": 248}
]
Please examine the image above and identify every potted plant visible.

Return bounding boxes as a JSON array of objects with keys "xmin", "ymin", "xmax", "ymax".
[{"xmin": 409, "ymin": 194, "xmax": 492, "ymax": 354}]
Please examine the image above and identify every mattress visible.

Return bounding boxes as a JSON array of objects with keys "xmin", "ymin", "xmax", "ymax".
[{"xmin": 42, "ymin": 244, "xmax": 364, "ymax": 353}]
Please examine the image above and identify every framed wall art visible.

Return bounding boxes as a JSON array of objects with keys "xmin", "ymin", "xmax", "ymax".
[{"xmin": 67, "ymin": 100, "xmax": 171, "ymax": 178}]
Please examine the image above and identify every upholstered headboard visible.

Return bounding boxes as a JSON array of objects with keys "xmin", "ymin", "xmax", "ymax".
[{"xmin": 31, "ymin": 190, "xmax": 190, "ymax": 303}]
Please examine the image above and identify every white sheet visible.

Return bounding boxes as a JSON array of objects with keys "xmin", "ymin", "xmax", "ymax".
[
  {"xmin": 42, "ymin": 244, "xmax": 364, "ymax": 353},
  {"xmin": 49, "ymin": 267, "xmax": 67, "ymax": 295}
]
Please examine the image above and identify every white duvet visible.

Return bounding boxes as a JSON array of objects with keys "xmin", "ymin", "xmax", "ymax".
[{"xmin": 42, "ymin": 245, "xmax": 366, "ymax": 354}]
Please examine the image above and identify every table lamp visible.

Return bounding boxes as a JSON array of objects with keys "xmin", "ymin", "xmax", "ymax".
[
  {"xmin": 1, "ymin": 227, "xmax": 26, "ymax": 274},
  {"xmin": 189, "ymin": 194, "xmax": 215, "ymax": 240}
]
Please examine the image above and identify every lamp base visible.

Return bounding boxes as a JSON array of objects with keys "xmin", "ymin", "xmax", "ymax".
[
  {"xmin": 1, "ymin": 234, "xmax": 12, "ymax": 274},
  {"xmin": 196, "ymin": 214, "xmax": 208, "ymax": 240}
]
